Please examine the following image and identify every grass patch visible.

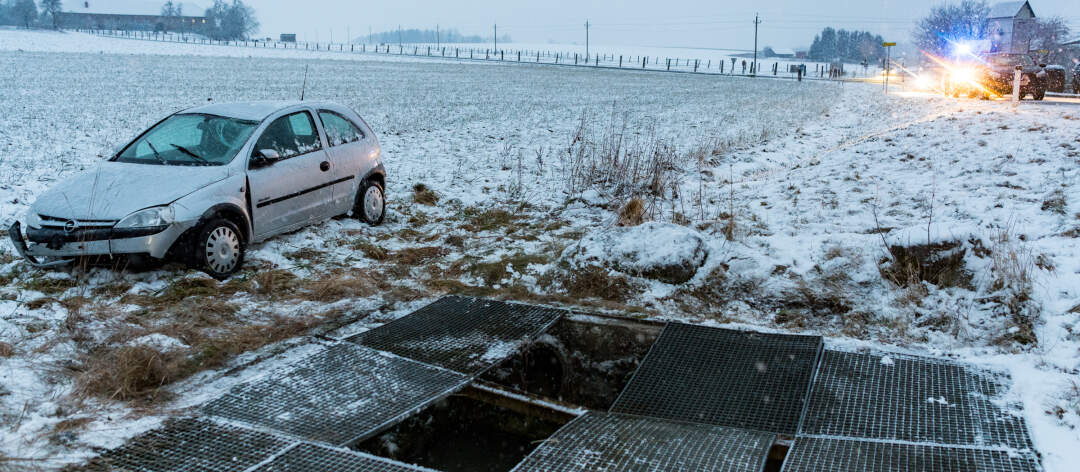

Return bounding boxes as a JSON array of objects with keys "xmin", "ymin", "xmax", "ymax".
[
  {"xmin": 19, "ymin": 276, "xmax": 79, "ymax": 296},
  {"xmin": 393, "ymin": 246, "xmax": 449, "ymax": 265},
  {"xmin": 413, "ymin": 183, "xmax": 439, "ymax": 205},
  {"xmin": 353, "ymin": 241, "xmax": 390, "ymax": 261},
  {"xmin": 462, "ymin": 207, "xmax": 525, "ymax": 233},
  {"xmin": 559, "ymin": 266, "xmax": 633, "ymax": 302},
  {"xmin": 0, "ymin": 341, "xmax": 13, "ymax": 358},
  {"xmin": 470, "ymin": 253, "xmax": 551, "ymax": 285},
  {"xmin": 76, "ymin": 345, "xmax": 184, "ymax": 402}
]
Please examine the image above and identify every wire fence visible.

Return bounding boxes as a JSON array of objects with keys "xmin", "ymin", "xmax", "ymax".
[{"xmin": 78, "ymin": 28, "xmax": 890, "ymax": 82}]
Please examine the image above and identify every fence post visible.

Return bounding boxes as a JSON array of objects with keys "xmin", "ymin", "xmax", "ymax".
[
  {"xmin": 501, "ymin": 50, "xmax": 504, "ymax": 60},
  {"xmin": 642, "ymin": 56, "xmax": 646, "ymax": 69},
  {"xmin": 518, "ymin": 51, "xmax": 521, "ymax": 61},
  {"xmin": 619, "ymin": 55, "xmax": 623, "ymax": 67},
  {"xmin": 537, "ymin": 51, "xmax": 540, "ymax": 62},
  {"xmin": 595, "ymin": 55, "xmax": 599, "ymax": 66},
  {"xmin": 574, "ymin": 53, "xmax": 578, "ymax": 65},
  {"xmin": 666, "ymin": 58, "xmax": 670, "ymax": 71},
  {"xmin": 694, "ymin": 60, "xmax": 699, "ymax": 72}
]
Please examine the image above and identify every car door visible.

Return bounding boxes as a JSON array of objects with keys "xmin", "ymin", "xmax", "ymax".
[
  {"xmin": 317, "ymin": 109, "xmax": 369, "ymax": 214},
  {"xmin": 246, "ymin": 109, "xmax": 335, "ymax": 239}
]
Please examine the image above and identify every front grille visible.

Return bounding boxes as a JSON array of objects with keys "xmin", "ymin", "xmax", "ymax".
[{"xmin": 38, "ymin": 214, "xmax": 117, "ymax": 228}]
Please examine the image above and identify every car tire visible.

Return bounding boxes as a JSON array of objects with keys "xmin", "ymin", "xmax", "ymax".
[
  {"xmin": 1033, "ymin": 88, "xmax": 1045, "ymax": 101},
  {"xmin": 355, "ymin": 179, "xmax": 385, "ymax": 226},
  {"xmin": 193, "ymin": 218, "xmax": 245, "ymax": 280}
]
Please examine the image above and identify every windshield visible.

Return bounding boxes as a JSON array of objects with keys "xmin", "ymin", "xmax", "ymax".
[{"xmin": 115, "ymin": 114, "xmax": 259, "ymax": 166}]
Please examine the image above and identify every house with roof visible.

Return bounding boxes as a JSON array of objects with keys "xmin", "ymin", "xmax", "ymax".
[
  {"xmin": 58, "ymin": 1, "xmax": 207, "ymax": 33},
  {"xmin": 986, "ymin": 1, "xmax": 1037, "ymax": 54}
]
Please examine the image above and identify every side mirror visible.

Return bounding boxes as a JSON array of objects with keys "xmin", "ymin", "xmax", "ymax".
[
  {"xmin": 1039, "ymin": 64, "xmax": 1047, "ymax": 68},
  {"xmin": 251, "ymin": 149, "xmax": 280, "ymax": 168}
]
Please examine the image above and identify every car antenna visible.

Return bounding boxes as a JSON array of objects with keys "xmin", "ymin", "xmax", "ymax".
[{"xmin": 300, "ymin": 64, "xmax": 309, "ymax": 101}]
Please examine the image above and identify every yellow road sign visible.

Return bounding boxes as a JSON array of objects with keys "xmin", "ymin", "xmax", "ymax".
[{"xmin": 882, "ymin": 42, "xmax": 896, "ymax": 47}]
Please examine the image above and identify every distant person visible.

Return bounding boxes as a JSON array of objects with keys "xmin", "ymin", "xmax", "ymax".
[{"xmin": 742, "ymin": 60, "xmax": 747, "ymax": 74}]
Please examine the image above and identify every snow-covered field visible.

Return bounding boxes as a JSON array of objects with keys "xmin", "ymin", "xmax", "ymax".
[{"xmin": 0, "ymin": 29, "xmax": 1078, "ymax": 471}]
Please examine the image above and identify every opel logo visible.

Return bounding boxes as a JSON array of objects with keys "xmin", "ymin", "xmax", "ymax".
[{"xmin": 63, "ymin": 220, "xmax": 79, "ymax": 233}]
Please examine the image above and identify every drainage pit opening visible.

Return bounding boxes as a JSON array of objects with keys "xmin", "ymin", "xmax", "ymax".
[
  {"xmin": 355, "ymin": 389, "xmax": 572, "ymax": 472},
  {"xmin": 482, "ymin": 315, "xmax": 662, "ymax": 410}
]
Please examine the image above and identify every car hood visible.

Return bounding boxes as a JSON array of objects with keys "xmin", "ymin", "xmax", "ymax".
[{"xmin": 31, "ymin": 161, "xmax": 230, "ymax": 221}]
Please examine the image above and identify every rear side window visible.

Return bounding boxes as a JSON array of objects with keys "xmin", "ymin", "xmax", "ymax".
[
  {"xmin": 253, "ymin": 111, "xmax": 322, "ymax": 160},
  {"xmin": 319, "ymin": 110, "xmax": 365, "ymax": 147}
]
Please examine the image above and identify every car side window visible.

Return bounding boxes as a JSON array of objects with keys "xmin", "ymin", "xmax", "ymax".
[
  {"xmin": 252, "ymin": 111, "xmax": 322, "ymax": 161},
  {"xmin": 318, "ymin": 110, "xmax": 365, "ymax": 147}
]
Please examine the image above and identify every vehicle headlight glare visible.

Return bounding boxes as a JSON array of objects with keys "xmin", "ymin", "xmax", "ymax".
[{"xmin": 117, "ymin": 206, "xmax": 174, "ymax": 228}]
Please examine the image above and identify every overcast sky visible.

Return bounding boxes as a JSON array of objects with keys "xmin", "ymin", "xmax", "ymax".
[{"xmin": 239, "ymin": 0, "xmax": 1078, "ymax": 50}]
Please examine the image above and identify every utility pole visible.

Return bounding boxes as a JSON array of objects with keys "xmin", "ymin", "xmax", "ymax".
[
  {"xmin": 752, "ymin": 13, "xmax": 762, "ymax": 77},
  {"xmin": 398, "ymin": 25, "xmax": 402, "ymax": 47},
  {"xmin": 585, "ymin": 19, "xmax": 590, "ymax": 59},
  {"xmin": 494, "ymin": 23, "xmax": 498, "ymax": 52},
  {"xmin": 436, "ymin": 24, "xmax": 440, "ymax": 48}
]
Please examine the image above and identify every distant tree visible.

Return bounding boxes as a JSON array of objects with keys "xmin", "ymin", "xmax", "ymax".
[
  {"xmin": 12, "ymin": 0, "xmax": 35, "ymax": 28},
  {"xmin": 367, "ymin": 27, "xmax": 502, "ymax": 44},
  {"xmin": 1014, "ymin": 17, "xmax": 1072, "ymax": 65},
  {"xmin": 762, "ymin": 46, "xmax": 776, "ymax": 57},
  {"xmin": 914, "ymin": 0, "xmax": 989, "ymax": 58},
  {"xmin": 204, "ymin": 0, "xmax": 256, "ymax": 40},
  {"xmin": 40, "ymin": 0, "xmax": 59, "ymax": 29},
  {"xmin": 161, "ymin": 1, "xmax": 175, "ymax": 17},
  {"xmin": 809, "ymin": 27, "xmax": 884, "ymax": 63}
]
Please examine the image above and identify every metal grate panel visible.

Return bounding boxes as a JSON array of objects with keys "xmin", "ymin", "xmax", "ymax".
[
  {"xmin": 203, "ymin": 342, "xmax": 469, "ymax": 446},
  {"xmin": 347, "ymin": 296, "xmax": 564, "ymax": 375},
  {"xmin": 782, "ymin": 437, "xmax": 1042, "ymax": 472},
  {"xmin": 252, "ymin": 443, "xmax": 437, "ymax": 472},
  {"xmin": 76, "ymin": 417, "xmax": 292, "ymax": 472},
  {"xmin": 512, "ymin": 411, "xmax": 775, "ymax": 472},
  {"xmin": 610, "ymin": 322, "xmax": 822, "ymax": 435},
  {"xmin": 801, "ymin": 350, "xmax": 1034, "ymax": 451}
]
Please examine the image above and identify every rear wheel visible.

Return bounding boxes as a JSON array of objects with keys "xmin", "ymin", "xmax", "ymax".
[
  {"xmin": 1033, "ymin": 87, "xmax": 1045, "ymax": 101},
  {"xmin": 193, "ymin": 218, "xmax": 245, "ymax": 279},
  {"xmin": 354, "ymin": 179, "xmax": 385, "ymax": 226}
]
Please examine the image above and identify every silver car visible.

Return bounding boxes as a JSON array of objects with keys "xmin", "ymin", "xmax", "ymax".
[{"xmin": 9, "ymin": 101, "xmax": 386, "ymax": 278}]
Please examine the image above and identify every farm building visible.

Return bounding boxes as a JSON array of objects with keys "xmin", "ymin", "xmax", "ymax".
[
  {"xmin": 986, "ymin": 1, "xmax": 1037, "ymax": 54},
  {"xmin": 58, "ymin": 1, "xmax": 208, "ymax": 33}
]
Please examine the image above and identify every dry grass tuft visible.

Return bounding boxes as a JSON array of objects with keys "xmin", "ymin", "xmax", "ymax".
[
  {"xmin": 0, "ymin": 341, "xmax": 13, "ymax": 358},
  {"xmin": 560, "ymin": 266, "xmax": 633, "ymax": 302},
  {"xmin": 302, "ymin": 271, "xmax": 380, "ymax": 302},
  {"xmin": 352, "ymin": 241, "xmax": 390, "ymax": 261},
  {"xmin": 617, "ymin": 198, "xmax": 645, "ymax": 227},
  {"xmin": 393, "ymin": 246, "xmax": 449, "ymax": 266},
  {"xmin": 252, "ymin": 269, "xmax": 299, "ymax": 297},
  {"xmin": 76, "ymin": 345, "xmax": 182, "ymax": 402},
  {"xmin": 413, "ymin": 183, "xmax": 439, "ymax": 205}
]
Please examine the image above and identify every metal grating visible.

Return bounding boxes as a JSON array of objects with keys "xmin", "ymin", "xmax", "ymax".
[
  {"xmin": 512, "ymin": 411, "xmax": 775, "ymax": 472},
  {"xmin": 782, "ymin": 437, "xmax": 1042, "ymax": 472},
  {"xmin": 801, "ymin": 350, "xmax": 1034, "ymax": 451},
  {"xmin": 252, "ymin": 443, "xmax": 437, "ymax": 472},
  {"xmin": 75, "ymin": 417, "xmax": 292, "ymax": 472},
  {"xmin": 610, "ymin": 322, "xmax": 822, "ymax": 435},
  {"xmin": 347, "ymin": 296, "xmax": 564, "ymax": 375},
  {"xmin": 202, "ymin": 342, "xmax": 469, "ymax": 446}
]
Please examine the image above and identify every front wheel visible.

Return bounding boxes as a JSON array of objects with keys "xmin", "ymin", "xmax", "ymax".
[
  {"xmin": 1033, "ymin": 88, "xmax": 1045, "ymax": 101},
  {"xmin": 193, "ymin": 218, "xmax": 245, "ymax": 279},
  {"xmin": 355, "ymin": 180, "xmax": 385, "ymax": 226}
]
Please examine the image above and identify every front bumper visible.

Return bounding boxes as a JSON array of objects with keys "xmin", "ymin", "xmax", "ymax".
[{"xmin": 9, "ymin": 220, "xmax": 195, "ymax": 265}]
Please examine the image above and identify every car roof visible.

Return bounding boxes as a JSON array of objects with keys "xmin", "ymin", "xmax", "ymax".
[{"xmin": 181, "ymin": 100, "xmax": 341, "ymax": 121}]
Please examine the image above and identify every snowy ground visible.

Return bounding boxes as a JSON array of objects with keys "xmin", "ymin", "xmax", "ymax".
[{"xmin": 0, "ymin": 29, "xmax": 1077, "ymax": 471}]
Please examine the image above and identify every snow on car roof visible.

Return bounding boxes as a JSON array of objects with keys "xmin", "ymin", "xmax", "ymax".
[{"xmin": 182, "ymin": 101, "xmax": 325, "ymax": 121}]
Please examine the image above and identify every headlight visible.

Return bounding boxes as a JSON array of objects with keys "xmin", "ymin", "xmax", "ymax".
[
  {"xmin": 19, "ymin": 210, "xmax": 42, "ymax": 229},
  {"xmin": 953, "ymin": 68, "xmax": 976, "ymax": 83},
  {"xmin": 116, "ymin": 206, "xmax": 174, "ymax": 228}
]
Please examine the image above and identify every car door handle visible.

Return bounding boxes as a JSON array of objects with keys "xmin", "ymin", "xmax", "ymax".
[{"xmin": 320, "ymin": 161, "xmax": 330, "ymax": 172}]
